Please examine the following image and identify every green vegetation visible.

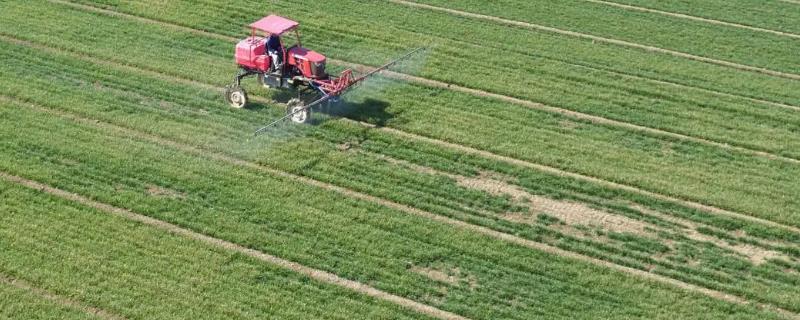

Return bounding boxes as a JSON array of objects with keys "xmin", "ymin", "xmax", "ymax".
[
  {"xmin": 2, "ymin": 2, "xmax": 799, "ymax": 227},
  {"xmin": 1, "ymin": 27, "xmax": 800, "ymax": 313},
  {"xmin": 3, "ymin": 100, "xmax": 785, "ymax": 319},
  {"xmin": 401, "ymin": 0, "xmax": 800, "ymax": 74},
  {"xmin": 2, "ymin": 0, "xmax": 799, "ymax": 318},
  {"xmin": 604, "ymin": 0, "xmax": 800, "ymax": 35},
  {"xmin": 57, "ymin": 0, "xmax": 800, "ymax": 156},
  {"xmin": 0, "ymin": 181, "xmax": 432, "ymax": 320},
  {"xmin": 0, "ymin": 282, "xmax": 97, "ymax": 320}
]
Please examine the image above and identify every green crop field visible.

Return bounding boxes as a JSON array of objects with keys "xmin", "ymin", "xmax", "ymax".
[{"xmin": 1, "ymin": 0, "xmax": 799, "ymax": 319}]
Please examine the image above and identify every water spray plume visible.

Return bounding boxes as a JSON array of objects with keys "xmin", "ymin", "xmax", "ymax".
[{"xmin": 252, "ymin": 47, "xmax": 429, "ymax": 135}]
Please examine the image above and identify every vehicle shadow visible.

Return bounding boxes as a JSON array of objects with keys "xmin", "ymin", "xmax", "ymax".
[
  {"xmin": 245, "ymin": 87, "xmax": 397, "ymax": 127},
  {"xmin": 318, "ymin": 98, "xmax": 395, "ymax": 127}
]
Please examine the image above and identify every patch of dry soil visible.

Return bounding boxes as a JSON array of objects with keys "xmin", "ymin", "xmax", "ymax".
[
  {"xmin": 457, "ymin": 175, "xmax": 650, "ymax": 235},
  {"xmin": 145, "ymin": 185, "xmax": 186, "ymax": 199}
]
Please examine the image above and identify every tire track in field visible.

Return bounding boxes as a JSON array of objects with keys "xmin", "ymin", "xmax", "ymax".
[
  {"xmin": 5, "ymin": 33, "xmax": 799, "ymax": 248},
  {"xmin": 585, "ymin": 0, "xmax": 800, "ymax": 40},
  {"xmin": 778, "ymin": 0, "xmax": 800, "ymax": 5},
  {"xmin": 44, "ymin": 1, "xmax": 800, "ymax": 165},
  {"xmin": 0, "ymin": 274, "xmax": 124, "ymax": 320},
  {"xmin": 5, "ymin": 100, "xmax": 795, "ymax": 319},
  {"xmin": 389, "ymin": 0, "xmax": 800, "ymax": 81},
  {"xmin": 0, "ymin": 170, "xmax": 467, "ymax": 320}
]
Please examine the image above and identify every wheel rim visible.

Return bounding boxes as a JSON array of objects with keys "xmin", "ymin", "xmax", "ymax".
[
  {"xmin": 230, "ymin": 91, "xmax": 245, "ymax": 108},
  {"xmin": 290, "ymin": 106, "xmax": 307, "ymax": 123}
]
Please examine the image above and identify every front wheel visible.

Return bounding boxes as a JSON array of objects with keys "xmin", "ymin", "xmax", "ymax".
[
  {"xmin": 225, "ymin": 85, "xmax": 247, "ymax": 109},
  {"xmin": 286, "ymin": 98, "xmax": 310, "ymax": 124}
]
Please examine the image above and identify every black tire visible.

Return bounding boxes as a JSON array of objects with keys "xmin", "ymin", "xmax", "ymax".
[
  {"xmin": 225, "ymin": 85, "xmax": 247, "ymax": 109},
  {"xmin": 286, "ymin": 98, "xmax": 310, "ymax": 124}
]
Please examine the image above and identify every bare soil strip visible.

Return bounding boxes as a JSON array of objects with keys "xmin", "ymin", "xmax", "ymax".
[
  {"xmin": 7, "ymin": 98, "xmax": 795, "ymax": 317},
  {"xmin": 4, "ymin": 32, "xmax": 799, "ymax": 247},
  {"xmin": 41, "ymin": 2, "xmax": 800, "ymax": 165},
  {"xmin": 389, "ymin": 0, "xmax": 800, "ymax": 81},
  {"xmin": 0, "ymin": 171, "xmax": 466, "ymax": 320},
  {"xmin": 0, "ymin": 274, "xmax": 124, "ymax": 320},
  {"xmin": 585, "ymin": 0, "xmax": 800, "ymax": 39}
]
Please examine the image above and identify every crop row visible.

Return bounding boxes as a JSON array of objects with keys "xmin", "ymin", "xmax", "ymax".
[
  {"xmin": 0, "ymin": 179, "xmax": 430, "ymax": 320},
  {"xmin": 596, "ymin": 0, "xmax": 800, "ymax": 35},
  {"xmin": 3, "ymin": 36, "xmax": 800, "ymax": 312},
  {"xmin": 6, "ymin": 31, "xmax": 797, "ymax": 250},
  {"xmin": 4, "ymin": 97, "xmax": 786, "ymax": 319},
  {"xmin": 61, "ymin": 0, "xmax": 800, "ymax": 157},
  {"xmin": 71, "ymin": 0, "xmax": 800, "ymax": 109},
  {"xmin": 396, "ymin": 0, "xmax": 800, "ymax": 74},
  {"xmin": 6, "ymin": 0, "xmax": 800, "ymax": 316},
  {"xmin": 32, "ymin": 1, "xmax": 800, "ymax": 228},
  {"xmin": 5, "ymin": 1, "xmax": 800, "ymax": 233},
  {"xmin": 0, "ymin": 280, "xmax": 97, "ymax": 320},
  {"xmin": 12, "ymin": 0, "xmax": 800, "ymax": 268}
]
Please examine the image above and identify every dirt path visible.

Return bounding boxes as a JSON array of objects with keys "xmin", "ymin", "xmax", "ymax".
[
  {"xmin": 0, "ymin": 171, "xmax": 467, "ymax": 320},
  {"xmin": 44, "ymin": 1, "xmax": 800, "ymax": 165},
  {"xmin": 0, "ymin": 274, "xmax": 125, "ymax": 320},
  {"xmin": 7, "ymin": 99, "xmax": 799, "ymax": 317},
  {"xmin": 389, "ymin": 0, "xmax": 800, "ymax": 81},
  {"xmin": 585, "ymin": 0, "xmax": 800, "ymax": 40},
  {"xmin": 5, "ymin": 31, "xmax": 799, "ymax": 242}
]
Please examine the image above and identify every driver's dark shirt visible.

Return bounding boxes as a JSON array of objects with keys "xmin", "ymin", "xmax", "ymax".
[{"xmin": 266, "ymin": 35, "xmax": 281, "ymax": 53}]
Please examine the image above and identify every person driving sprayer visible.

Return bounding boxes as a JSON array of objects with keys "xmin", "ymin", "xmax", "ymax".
[{"xmin": 266, "ymin": 33, "xmax": 283, "ymax": 73}]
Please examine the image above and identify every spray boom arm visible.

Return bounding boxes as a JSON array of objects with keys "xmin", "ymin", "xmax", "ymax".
[{"xmin": 254, "ymin": 47, "xmax": 425, "ymax": 135}]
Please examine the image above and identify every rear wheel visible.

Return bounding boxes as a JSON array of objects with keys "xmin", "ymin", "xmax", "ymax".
[
  {"xmin": 286, "ymin": 98, "xmax": 310, "ymax": 124},
  {"xmin": 225, "ymin": 85, "xmax": 247, "ymax": 109}
]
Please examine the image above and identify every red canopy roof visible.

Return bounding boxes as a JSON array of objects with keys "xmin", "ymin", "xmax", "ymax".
[{"xmin": 249, "ymin": 15, "xmax": 298, "ymax": 35}]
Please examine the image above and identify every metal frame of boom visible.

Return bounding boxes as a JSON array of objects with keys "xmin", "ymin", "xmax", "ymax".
[{"xmin": 253, "ymin": 47, "xmax": 425, "ymax": 135}]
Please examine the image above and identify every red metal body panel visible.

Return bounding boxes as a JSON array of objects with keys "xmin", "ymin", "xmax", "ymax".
[
  {"xmin": 235, "ymin": 37, "xmax": 269, "ymax": 71},
  {"xmin": 249, "ymin": 15, "xmax": 298, "ymax": 35},
  {"xmin": 254, "ymin": 56, "xmax": 270, "ymax": 71},
  {"xmin": 288, "ymin": 47, "xmax": 326, "ymax": 78},
  {"xmin": 312, "ymin": 69, "xmax": 353, "ymax": 96}
]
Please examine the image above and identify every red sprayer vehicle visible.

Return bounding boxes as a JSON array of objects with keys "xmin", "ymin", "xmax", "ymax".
[{"xmin": 223, "ymin": 15, "xmax": 422, "ymax": 134}]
